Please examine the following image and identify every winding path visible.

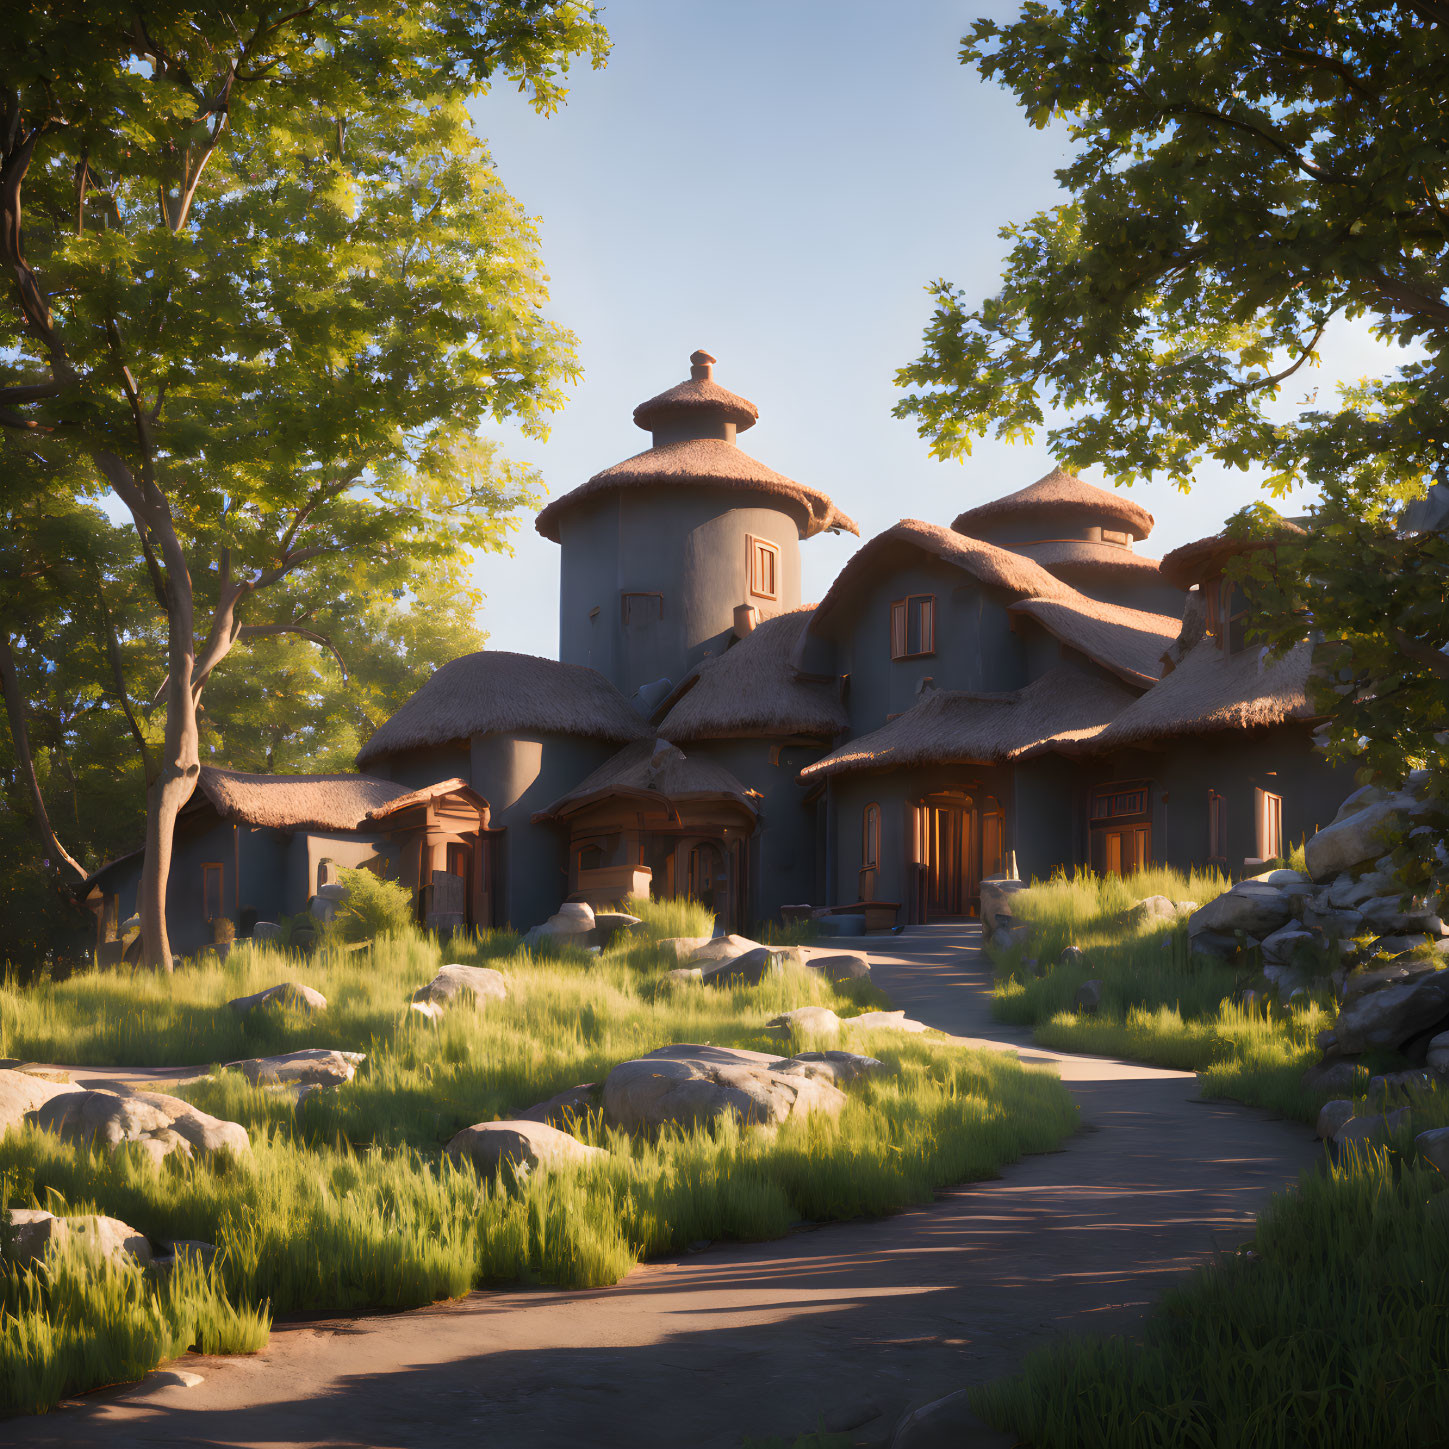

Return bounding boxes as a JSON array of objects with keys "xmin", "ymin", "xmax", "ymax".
[{"xmin": 13, "ymin": 924, "xmax": 1320, "ymax": 1448}]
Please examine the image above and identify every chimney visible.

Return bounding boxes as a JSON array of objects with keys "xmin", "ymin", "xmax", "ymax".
[
  {"xmin": 733, "ymin": 603, "xmax": 759, "ymax": 639},
  {"xmin": 690, "ymin": 349, "xmax": 715, "ymax": 382}
]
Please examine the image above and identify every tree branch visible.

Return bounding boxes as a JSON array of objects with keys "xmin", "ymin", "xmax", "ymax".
[
  {"xmin": 1392, "ymin": 629, "xmax": 1449, "ymax": 680},
  {"xmin": 1236, "ymin": 315, "xmax": 1333, "ymax": 393},
  {"xmin": 236, "ymin": 623, "xmax": 349, "ymax": 680},
  {"xmin": 92, "ymin": 568, "xmax": 154, "ymax": 782}
]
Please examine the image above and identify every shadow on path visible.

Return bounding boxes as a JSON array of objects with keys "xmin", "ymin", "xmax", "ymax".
[{"xmin": 9, "ymin": 924, "xmax": 1321, "ymax": 1449}]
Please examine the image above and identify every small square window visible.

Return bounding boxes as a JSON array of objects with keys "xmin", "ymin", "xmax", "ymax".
[
  {"xmin": 890, "ymin": 595, "xmax": 936, "ymax": 659},
  {"xmin": 1101, "ymin": 529, "xmax": 1130, "ymax": 547},
  {"xmin": 747, "ymin": 536, "xmax": 779, "ymax": 600},
  {"xmin": 621, "ymin": 592, "xmax": 663, "ymax": 625}
]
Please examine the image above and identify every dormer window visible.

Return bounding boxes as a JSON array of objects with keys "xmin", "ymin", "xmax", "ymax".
[
  {"xmin": 747, "ymin": 535, "xmax": 779, "ymax": 600},
  {"xmin": 890, "ymin": 594, "xmax": 936, "ymax": 659},
  {"xmin": 1205, "ymin": 578, "xmax": 1249, "ymax": 653}
]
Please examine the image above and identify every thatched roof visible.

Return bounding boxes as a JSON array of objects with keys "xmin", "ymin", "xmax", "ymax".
[
  {"xmin": 1011, "ymin": 538, "xmax": 1170, "ymax": 586},
  {"xmin": 951, "ymin": 467, "xmax": 1154, "ymax": 541},
  {"xmin": 1159, "ymin": 518, "xmax": 1308, "ymax": 590},
  {"xmin": 799, "ymin": 664, "xmax": 1137, "ymax": 780},
  {"xmin": 656, "ymin": 608, "xmax": 848, "ymax": 742},
  {"xmin": 633, "ymin": 350, "xmax": 760, "ymax": 434},
  {"xmin": 356, "ymin": 651, "xmax": 652, "ymax": 767},
  {"xmin": 1007, "ymin": 596, "xmax": 1180, "ymax": 687},
  {"xmin": 807, "ymin": 520, "xmax": 1070, "ymax": 640},
  {"xmin": 535, "ymin": 437, "xmax": 857, "ymax": 543},
  {"xmin": 533, "ymin": 739, "xmax": 759, "ymax": 820},
  {"xmin": 196, "ymin": 767, "xmax": 411, "ymax": 832},
  {"xmin": 1091, "ymin": 636, "xmax": 1319, "ymax": 750},
  {"xmin": 365, "ymin": 778, "xmax": 487, "ymax": 821}
]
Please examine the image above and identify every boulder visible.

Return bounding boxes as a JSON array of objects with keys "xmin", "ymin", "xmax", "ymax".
[
  {"xmin": 5, "ymin": 1209, "xmax": 154, "ymax": 1268},
  {"xmin": 804, "ymin": 950, "xmax": 871, "ymax": 982},
  {"xmin": 602, "ymin": 1045, "xmax": 846, "ymax": 1132},
  {"xmin": 587, "ymin": 912, "xmax": 644, "ymax": 949},
  {"xmin": 689, "ymin": 934, "xmax": 765, "ymax": 965},
  {"xmin": 223, "ymin": 1048, "xmax": 365, "ymax": 1087},
  {"xmin": 1305, "ymin": 796, "xmax": 1414, "ymax": 880},
  {"xmin": 0, "ymin": 1068, "xmax": 75, "ymax": 1136},
  {"xmin": 1122, "ymin": 895, "xmax": 1177, "ymax": 927},
  {"xmin": 979, "ymin": 878, "xmax": 1029, "ymax": 938},
  {"xmin": 890, "ymin": 1387, "xmax": 1016, "ymax": 1449},
  {"xmin": 1264, "ymin": 962, "xmax": 1310, "ymax": 1003},
  {"xmin": 1315, "ymin": 1100, "xmax": 1356, "ymax": 1140},
  {"xmin": 784, "ymin": 1051, "xmax": 890, "ymax": 1087},
  {"xmin": 1358, "ymin": 896, "xmax": 1444, "ymax": 935},
  {"xmin": 1367, "ymin": 1069, "xmax": 1437, "ymax": 1105},
  {"xmin": 1370, "ymin": 934, "xmax": 1444, "ymax": 959},
  {"xmin": 1301, "ymin": 903, "xmax": 1365, "ymax": 938},
  {"xmin": 410, "ymin": 964, "xmax": 507, "ymax": 1019},
  {"xmin": 767, "ymin": 1006, "xmax": 842, "ymax": 1038},
  {"xmin": 1333, "ymin": 968, "xmax": 1449, "ymax": 1054},
  {"xmin": 992, "ymin": 924, "xmax": 1032, "ymax": 952},
  {"xmin": 1342, "ymin": 958, "xmax": 1441, "ymax": 1004},
  {"xmin": 846, "ymin": 1010, "xmax": 930, "ymax": 1033},
  {"xmin": 659, "ymin": 936, "xmax": 713, "ymax": 962},
  {"xmin": 1188, "ymin": 929, "xmax": 1240, "ymax": 963},
  {"xmin": 1415, "ymin": 1126, "xmax": 1449, "ymax": 1178},
  {"xmin": 1174, "ymin": 899, "xmax": 1201, "ymax": 915},
  {"xmin": 664, "ymin": 966, "xmax": 704, "ymax": 986},
  {"xmin": 251, "ymin": 921, "xmax": 284, "ymax": 944},
  {"xmin": 29, "ymin": 1087, "xmax": 250, "ymax": 1165},
  {"xmin": 1188, "ymin": 882, "xmax": 1295, "ymax": 937},
  {"xmin": 1426, "ymin": 1030, "xmax": 1449, "ymax": 1074},
  {"xmin": 1300, "ymin": 1057, "xmax": 1367, "ymax": 1096},
  {"xmin": 1260, "ymin": 925, "xmax": 1324, "ymax": 966},
  {"xmin": 522, "ymin": 903, "xmax": 596, "ymax": 951},
  {"xmin": 153, "ymin": 1239, "xmax": 217, "ymax": 1272},
  {"xmin": 1058, "ymin": 945, "xmax": 1085, "ymax": 969},
  {"xmin": 446, "ymin": 1119, "xmax": 607, "ymax": 1177},
  {"xmin": 1249, "ymin": 867, "xmax": 1313, "ymax": 887},
  {"xmin": 1074, "ymin": 979, "xmax": 1103, "ymax": 1014},
  {"xmin": 516, "ymin": 1083, "xmax": 599, "ymax": 1129},
  {"xmin": 228, "ymin": 981, "xmax": 327, "ymax": 1016},
  {"xmin": 1333, "ymin": 1107, "xmax": 1412, "ymax": 1148},
  {"xmin": 309, "ymin": 881, "xmax": 349, "ymax": 923},
  {"xmin": 700, "ymin": 946, "xmax": 787, "ymax": 986}
]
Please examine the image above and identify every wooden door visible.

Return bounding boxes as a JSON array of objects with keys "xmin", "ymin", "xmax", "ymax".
[
  {"xmin": 925, "ymin": 802, "xmax": 976, "ymax": 918},
  {"xmin": 1096, "ymin": 824, "xmax": 1150, "ymax": 876}
]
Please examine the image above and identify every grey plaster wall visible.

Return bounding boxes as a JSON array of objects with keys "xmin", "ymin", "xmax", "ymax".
[
  {"xmin": 685, "ymin": 738, "xmax": 827, "ymax": 926},
  {"xmin": 557, "ymin": 488, "xmax": 803, "ymax": 698}
]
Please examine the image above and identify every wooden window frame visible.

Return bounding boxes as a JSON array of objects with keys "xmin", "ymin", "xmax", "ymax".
[
  {"xmin": 1100, "ymin": 528, "xmax": 1130, "ymax": 547},
  {"xmin": 890, "ymin": 594, "xmax": 936, "ymax": 660},
  {"xmin": 1090, "ymin": 781, "xmax": 1151, "ymax": 822},
  {"xmin": 1256, "ymin": 787, "xmax": 1284, "ymax": 862},
  {"xmin": 202, "ymin": 862, "xmax": 225, "ymax": 921},
  {"xmin": 1208, "ymin": 789, "xmax": 1228, "ymax": 865},
  {"xmin": 621, "ymin": 591, "xmax": 664, "ymax": 625},
  {"xmin": 746, "ymin": 535, "xmax": 780, "ymax": 601},
  {"xmin": 861, "ymin": 802, "xmax": 881, "ymax": 870},
  {"xmin": 1206, "ymin": 578, "xmax": 1250, "ymax": 654}
]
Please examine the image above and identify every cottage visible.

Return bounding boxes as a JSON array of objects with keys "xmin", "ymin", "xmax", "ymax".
[{"xmin": 85, "ymin": 351, "xmax": 1354, "ymax": 950}]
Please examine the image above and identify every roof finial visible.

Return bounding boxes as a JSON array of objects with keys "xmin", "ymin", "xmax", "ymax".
[{"xmin": 690, "ymin": 349, "xmax": 715, "ymax": 382}]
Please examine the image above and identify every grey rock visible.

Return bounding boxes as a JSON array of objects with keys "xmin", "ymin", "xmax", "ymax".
[
  {"xmin": 1342, "ymin": 958, "xmax": 1441, "ymax": 1004},
  {"xmin": 1333, "ymin": 968, "xmax": 1449, "ymax": 1054},
  {"xmin": 1301, "ymin": 903, "xmax": 1365, "ymax": 939},
  {"xmin": 410, "ymin": 964, "xmax": 507, "ymax": 1019},
  {"xmin": 846, "ymin": 1009, "xmax": 931, "ymax": 1033},
  {"xmin": 1189, "ymin": 882, "xmax": 1295, "ymax": 937},
  {"xmin": 1415, "ymin": 1126, "xmax": 1449, "ymax": 1178},
  {"xmin": 890, "ymin": 1387, "xmax": 1015, "ymax": 1449},
  {"xmin": 1239, "ymin": 988, "xmax": 1264, "ymax": 1012},
  {"xmin": 1260, "ymin": 924, "xmax": 1324, "ymax": 966},
  {"xmin": 1367, "ymin": 1069, "xmax": 1437, "ymax": 1105},
  {"xmin": 602, "ymin": 1045, "xmax": 846, "ymax": 1132},
  {"xmin": 1426, "ymin": 1030, "xmax": 1449, "ymax": 1074},
  {"xmin": 153, "ymin": 1239, "xmax": 217, "ymax": 1272},
  {"xmin": 1300, "ymin": 1057, "xmax": 1367, "ymax": 1096},
  {"xmin": 251, "ymin": 921, "xmax": 284, "ymax": 943},
  {"xmin": 1058, "ymin": 945, "xmax": 1085, "ymax": 969},
  {"xmin": 659, "ymin": 936, "xmax": 713, "ymax": 962},
  {"xmin": 992, "ymin": 924, "xmax": 1032, "ymax": 952},
  {"xmin": 227, "ymin": 981, "xmax": 327, "ymax": 1016},
  {"xmin": 978, "ymin": 878, "xmax": 1029, "ymax": 937},
  {"xmin": 1359, "ymin": 896, "xmax": 1443, "ymax": 935},
  {"xmin": 690, "ymin": 934, "xmax": 765, "ymax": 964},
  {"xmin": 1306, "ymin": 796, "xmax": 1414, "ymax": 879},
  {"xmin": 0, "ymin": 1068, "xmax": 74, "ymax": 1136},
  {"xmin": 767, "ymin": 1006, "xmax": 842, "ymax": 1038},
  {"xmin": 701, "ymin": 946, "xmax": 788, "ymax": 986},
  {"xmin": 1333, "ymin": 1107, "xmax": 1412, "ymax": 1148},
  {"xmin": 783, "ymin": 1051, "xmax": 891, "ymax": 1087},
  {"xmin": 1122, "ymin": 894, "xmax": 1177, "ymax": 927},
  {"xmin": 1248, "ymin": 867, "xmax": 1313, "ymax": 886},
  {"xmin": 1315, "ymin": 1100, "xmax": 1357, "ymax": 1140},
  {"xmin": 516, "ymin": 1083, "xmax": 599, "ymax": 1130},
  {"xmin": 804, "ymin": 950, "xmax": 871, "ymax": 982},
  {"xmin": 1188, "ymin": 929, "xmax": 1240, "ymax": 963},
  {"xmin": 1367, "ymin": 934, "xmax": 1436, "ymax": 959},
  {"xmin": 586, "ymin": 912, "xmax": 643, "ymax": 949},
  {"xmin": 664, "ymin": 966, "xmax": 704, "ymax": 986},
  {"xmin": 446, "ymin": 1119, "xmax": 607, "ymax": 1176},
  {"xmin": 309, "ymin": 881, "xmax": 349, "ymax": 923},
  {"xmin": 30, "ymin": 1087, "xmax": 250, "ymax": 1164},
  {"xmin": 1074, "ymin": 979, "xmax": 1103, "ymax": 1013},
  {"xmin": 223, "ymin": 1048, "xmax": 365, "ymax": 1087},
  {"xmin": 5, "ymin": 1210, "xmax": 155, "ymax": 1268},
  {"xmin": 522, "ymin": 903, "xmax": 596, "ymax": 951}
]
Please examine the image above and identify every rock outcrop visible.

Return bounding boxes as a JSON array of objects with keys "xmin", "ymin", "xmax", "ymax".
[
  {"xmin": 446, "ymin": 1119, "xmax": 607, "ymax": 1176},
  {"xmin": 228, "ymin": 981, "xmax": 327, "ymax": 1015},
  {"xmin": 410, "ymin": 964, "xmax": 507, "ymax": 1019},
  {"xmin": 223, "ymin": 1049, "xmax": 365, "ymax": 1087},
  {"xmin": 24, "ymin": 1085, "xmax": 250, "ymax": 1164}
]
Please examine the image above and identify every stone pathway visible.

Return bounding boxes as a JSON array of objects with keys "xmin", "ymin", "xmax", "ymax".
[{"xmin": 11, "ymin": 924, "xmax": 1321, "ymax": 1449}]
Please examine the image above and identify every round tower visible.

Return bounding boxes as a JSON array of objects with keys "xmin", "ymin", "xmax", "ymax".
[{"xmin": 538, "ymin": 351, "xmax": 858, "ymax": 701}]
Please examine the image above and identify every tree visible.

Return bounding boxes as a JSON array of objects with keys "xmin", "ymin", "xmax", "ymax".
[
  {"xmin": 0, "ymin": 3, "xmax": 608, "ymax": 965},
  {"xmin": 895, "ymin": 2, "xmax": 1449, "ymax": 895}
]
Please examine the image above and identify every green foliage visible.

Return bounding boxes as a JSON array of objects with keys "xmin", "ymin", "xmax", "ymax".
[
  {"xmin": 895, "ymin": 5, "xmax": 1449, "ymax": 908},
  {"xmin": 328, "ymin": 867, "xmax": 415, "ymax": 945},
  {"xmin": 973, "ymin": 1144, "xmax": 1449, "ymax": 1449},
  {"xmin": 0, "ymin": 930, "xmax": 1077, "ymax": 1411},
  {"xmin": 623, "ymin": 893, "xmax": 717, "ymax": 942}
]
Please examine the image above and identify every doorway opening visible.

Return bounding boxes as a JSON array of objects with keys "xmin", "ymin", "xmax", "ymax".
[{"xmin": 917, "ymin": 792, "xmax": 1004, "ymax": 919}]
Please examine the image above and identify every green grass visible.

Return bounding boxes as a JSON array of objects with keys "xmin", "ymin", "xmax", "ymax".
[
  {"xmin": 973, "ymin": 1138, "xmax": 1449, "ymax": 1449},
  {"xmin": 0, "ymin": 916, "xmax": 1078, "ymax": 1416}
]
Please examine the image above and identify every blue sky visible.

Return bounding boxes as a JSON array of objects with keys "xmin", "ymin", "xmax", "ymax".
[{"xmin": 471, "ymin": 0, "xmax": 1404, "ymax": 659}]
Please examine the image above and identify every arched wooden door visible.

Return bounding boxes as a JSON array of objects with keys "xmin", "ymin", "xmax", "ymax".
[{"xmin": 920, "ymin": 792, "xmax": 1004, "ymax": 918}]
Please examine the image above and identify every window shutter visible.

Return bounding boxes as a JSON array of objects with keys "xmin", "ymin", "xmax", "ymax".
[
  {"xmin": 890, "ymin": 601, "xmax": 907, "ymax": 659},
  {"xmin": 919, "ymin": 596, "xmax": 935, "ymax": 654}
]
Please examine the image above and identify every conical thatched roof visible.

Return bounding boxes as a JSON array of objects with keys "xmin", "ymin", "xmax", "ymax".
[
  {"xmin": 633, "ymin": 349, "xmax": 760, "ymax": 433},
  {"xmin": 799, "ymin": 664, "xmax": 1136, "ymax": 780},
  {"xmin": 952, "ymin": 466, "xmax": 1154, "ymax": 541},
  {"xmin": 1090, "ymin": 636, "xmax": 1319, "ymax": 749},
  {"xmin": 535, "ymin": 437, "xmax": 857, "ymax": 543},
  {"xmin": 656, "ymin": 607, "xmax": 848, "ymax": 742},
  {"xmin": 533, "ymin": 739, "xmax": 759, "ymax": 820},
  {"xmin": 195, "ymin": 767, "xmax": 413, "ymax": 832},
  {"xmin": 1009, "ymin": 538, "xmax": 1170, "ymax": 588},
  {"xmin": 356, "ymin": 651, "xmax": 652, "ymax": 767}
]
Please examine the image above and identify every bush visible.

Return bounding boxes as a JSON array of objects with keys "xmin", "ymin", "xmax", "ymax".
[{"xmin": 330, "ymin": 867, "xmax": 416, "ymax": 944}]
